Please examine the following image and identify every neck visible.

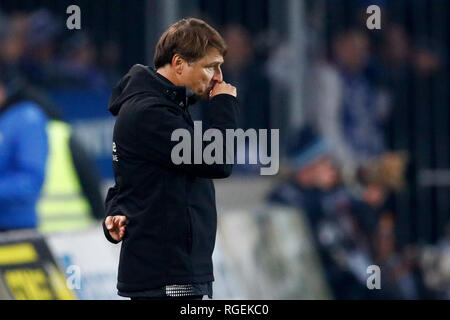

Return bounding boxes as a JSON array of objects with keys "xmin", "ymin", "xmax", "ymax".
[{"xmin": 156, "ymin": 66, "xmax": 179, "ymax": 86}]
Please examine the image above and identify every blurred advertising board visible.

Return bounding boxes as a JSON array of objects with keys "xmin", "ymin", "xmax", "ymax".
[
  {"xmin": 217, "ymin": 206, "xmax": 332, "ymax": 299},
  {"xmin": 46, "ymin": 224, "xmax": 125, "ymax": 300},
  {"xmin": 0, "ymin": 206, "xmax": 329, "ymax": 300},
  {"xmin": 0, "ymin": 230, "xmax": 75, "ymax": 300}
]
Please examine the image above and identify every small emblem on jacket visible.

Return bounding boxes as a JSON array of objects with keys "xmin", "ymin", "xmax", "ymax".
[{"xmin": 112, "ymin": 142, "xmax": 118, "ymax": 162}]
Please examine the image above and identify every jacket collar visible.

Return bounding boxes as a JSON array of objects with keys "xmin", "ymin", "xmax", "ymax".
[{"xmin": 146, "ymin": 66, "xmax": 198, "ymax": 109}]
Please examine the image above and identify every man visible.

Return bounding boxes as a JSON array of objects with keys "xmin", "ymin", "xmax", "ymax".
[
  {"xmin": 0, "ymin": 72, "xmax": 48, "ymax": 231},
  {"xmin": 0, "ymin": 64, "xmax": 102, "ymax": 233},
  {"xmin": 102, "ymin": 18, "xmax": 239, "ymax": 300}
]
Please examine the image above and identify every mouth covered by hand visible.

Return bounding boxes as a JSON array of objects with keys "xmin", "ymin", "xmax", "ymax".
[{"xmin": 206, "ymin": 81, "xmax": 218, "ymax": 99}]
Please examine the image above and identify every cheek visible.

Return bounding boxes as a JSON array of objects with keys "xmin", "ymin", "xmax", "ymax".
[{"xmin": 203, "ymin": 69, "xmax": 214, "ymax": 81}]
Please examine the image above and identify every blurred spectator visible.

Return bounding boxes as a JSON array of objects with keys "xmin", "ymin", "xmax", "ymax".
[
  {"xmin": 214, "ymin": 24, "xmax": 272, "ymax": 174},
  {"xmin": 16, "ymin": 9, "xmax": 108, "ymax": 90},
  {"xmin": 420, "ymin": 223, "xmax": 450, "ymax": 299},
  {"xmin": 36, "ymin": 115, "xmax": 104, "ymax": 234},
  {"xmin": 357, "ymin": 152, "xmax": 408, "ymax": 195},
  {"xmin": 379, "ymin": 25, "xmax": 412, "ymax": 151},
  {"xmin": 0, "ymin": 70, "xmax": 48, "ymax": 231},
  {"xmin": 412, "ymin": 40, "xmax": 441, "ymax": 78},
  {"xmin": 381, "ymin": 26, "xmax": 410, "ymax": 71},
  {"xmin": 306, "ymin": 29, "xmax": 390, "ymax": 181},
  {"xmin": 0, "ymin": 12, "xmax": 28, "ymax": 77},
  {"xmin": 11, "ymin": 76, "xmax": 105, "ymax": 233},
  {"xmin": 14, "ymin": 80, "xmax": 105, "ymax": 233},
  {"xmin": 99, "ymin": 40, "xmax": 122, "ymax": 87},
  {"xmin": 221, "ymin": 24, "xmax": 270, "ymax": 130},
  {"xmin": 266, "ymin": 126, "xmax": 420, "ymax": 298},
  {"xmin": 21, "ymin": 9, "xmax": 61, "ymax": 88},
  {"xmin": 55, "ymin": 32, "xmax": 107, "ymax": 89},
  {"xmin": 267, "ymin": 126, "xmax": 337, "ymax": 221},
  {"xmin": 267, "ymin": 127, "xmax": 375, "ymax": 298},
  {"xmin": 354, "ymin": 152, "xmax": 425, "ymax": 299},
  {"xmin": 372, "ymin": 214, "xmax": 427, "ymax": 299},
  {"xmin": 0, "ymin": 71, "xmax": 104, "ymax": 233}
]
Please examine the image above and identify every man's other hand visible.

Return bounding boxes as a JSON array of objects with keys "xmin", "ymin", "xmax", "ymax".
[
  {"xmin": 105, "ymin": 215, "xmax": 127, "ymax": 242},
  {"xmin": 210, "ymin": 81, "xmax": 237, "ymax": 98}
]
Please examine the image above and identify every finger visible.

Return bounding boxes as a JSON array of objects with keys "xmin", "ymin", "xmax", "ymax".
[
  {"xmin": 105, "ymin": 216, "xmax": 113, "ymax": 229},
  {"xmin": 118, "ymin": 216, "xmax": 127, "ymax": 226},
  {"xmin": 113, "ymin": 216, "xmax": 121, "ymax": 227}
]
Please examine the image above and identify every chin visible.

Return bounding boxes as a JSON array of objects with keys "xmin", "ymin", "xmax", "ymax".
[{"xmin": 197, "ymin": 90, "xmax": 208, "ymax": 99}]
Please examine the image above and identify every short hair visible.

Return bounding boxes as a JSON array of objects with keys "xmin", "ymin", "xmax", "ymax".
[{"xmin": 154, "ymin": 18, "xmax": 227, "ymax": 69}]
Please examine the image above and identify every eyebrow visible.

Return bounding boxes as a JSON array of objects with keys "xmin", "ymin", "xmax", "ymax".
[{"xmin": 205, "ymin": 60, "xmax": 223, "ymax": 67}]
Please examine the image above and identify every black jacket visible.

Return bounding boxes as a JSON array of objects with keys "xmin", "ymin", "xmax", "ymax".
[{"xmin": 102, "ymin": 64, "xmax": 239, "ymax": 292}]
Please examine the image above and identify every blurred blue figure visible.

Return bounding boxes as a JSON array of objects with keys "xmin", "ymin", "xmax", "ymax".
[
  {"xmin": 306, "ymin": 30, "xmax": 389, "ymax": 181},
  {"xmin": 0, "ymin": 73, "xmax": 48, "ymax": 231},
  {"xmin": 267, "ymin": 126, "xmax": 379, "ymax": 299}
]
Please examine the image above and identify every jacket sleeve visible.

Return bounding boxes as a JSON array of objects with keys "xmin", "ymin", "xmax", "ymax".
[
  {"xmin": 136, "ymin": 94, "xmax": 240, "ymax": 178},
  {"xmin": 0, "ymin": 105, "xmax": 48, "ymax": 202}
]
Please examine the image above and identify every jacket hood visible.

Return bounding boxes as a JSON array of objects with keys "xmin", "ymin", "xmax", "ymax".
[{"xmin": 108, "ymin": 64, "xmax": 198, "ymax": 116}]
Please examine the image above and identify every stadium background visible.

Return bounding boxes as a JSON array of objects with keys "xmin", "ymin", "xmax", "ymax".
[{"xmin": 0, "ymin": 0, "xmax": 449, "ymax": 299}]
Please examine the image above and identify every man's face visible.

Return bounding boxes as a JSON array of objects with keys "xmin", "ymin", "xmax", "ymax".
[
  {"xmin": 313, "ymin": 156, "xmax": 338, "ymax": 190},
  {"xmin": 296, "ymin": 156, "xmax": 338, "ymax": 190},
  {"xmin": 179, "ymin": 48, "xmax": 224, "ymax": 98},
  {"xmin": 334, "ymin": 32, "xmax": 369, "ymax": 72}
]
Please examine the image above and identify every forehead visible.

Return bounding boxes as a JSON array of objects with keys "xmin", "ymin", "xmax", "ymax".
[{"xmin": 197, "ymin": 47, "xmax": 224, "ymax": 65}]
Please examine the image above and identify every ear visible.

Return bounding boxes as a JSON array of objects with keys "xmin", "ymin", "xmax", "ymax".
[{"xmin": 172, "ymin": 54, "xmax": 185, "ymax": 75}]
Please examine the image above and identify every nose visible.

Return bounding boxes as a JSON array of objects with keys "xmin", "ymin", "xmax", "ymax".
[{"xmin": 212, "ymin": 66, "xmax": 223, "ymax": 83}]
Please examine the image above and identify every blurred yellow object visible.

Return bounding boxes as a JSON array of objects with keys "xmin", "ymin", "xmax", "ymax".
[
  {"xmin": 358, "ymin": 151, "xmax": 409, "ymax": 191},
  {"xmin": 4, "ymin": 269, "xmax": 53, "ymax": 300},
  {"xmin": 378, "ymin": 152, "xmax": 409, "ymax": 190},
  {"xmin": 37, "ymin": 121, "xmax": 94, "ymax": 233},
  {"xmin": 0, "ymin": 243, "xmax": 38, "ymax": 265},
  {"xmin": 46, "ymin": 263, "xmax": 76, "ymax": 300},
  {"xmin": 3, "ymin": 266, "xmax": 76, "ymax": 300}
]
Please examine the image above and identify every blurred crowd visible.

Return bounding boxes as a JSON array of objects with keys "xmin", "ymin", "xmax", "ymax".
[
  {"xmin": 0, "ymin": 9, "xmax": 121, "ymax": 90},
  {"xmin": 192, "ymin": 2, "xmax": 449, "ymax": 299},
  {"xmin": 0, "ymin": 9, "xmax": 106, "ymax": 234},
  {"xmin": 0, "ymin": 2, "xmax": 449, "ymax": 299},
  {"xmin": 264, "ymin": 3, "xmax": 449, "ymax": 299}
]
